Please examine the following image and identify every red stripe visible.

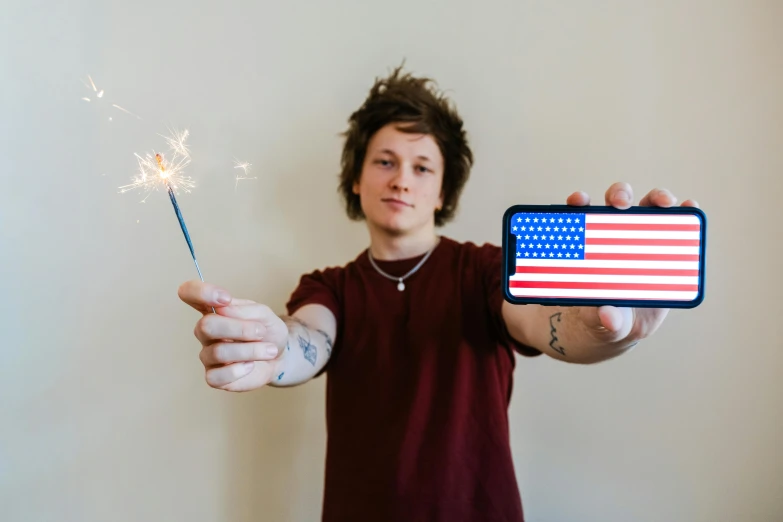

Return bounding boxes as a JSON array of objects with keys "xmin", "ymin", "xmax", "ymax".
[
  {"xmin": 515, "ymin": 266, "xmax": 699, "ymax": 277},
  {"xmin": 508, "ymin": 281, "xmax": 698, "ymax": 291},
  {"xmin": 585, "ymin": 238, "xmax": 700, "ymax": 246},
  {"xmin": 585, "ymin": 253, "xmax": 700, "ymax": 261},
  {"xmin": 586, "ymin": 223, "xmax": 700, "ymax": 231},
  {"xmin": 510, "ymin": 292, "xmax": 695, "ymax": 301}
]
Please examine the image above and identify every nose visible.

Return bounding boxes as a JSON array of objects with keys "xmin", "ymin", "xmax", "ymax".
[{"xmin": 389, "ymin": 164, "xmax": 412, "ymax": 192}]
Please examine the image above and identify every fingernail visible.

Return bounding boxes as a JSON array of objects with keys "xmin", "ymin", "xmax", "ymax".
[
  {"xmin": 616, "ymin": 190, "xmax": 630, "ymax": 201},
  {"xmin": 216, "ymin": 291, "xmax": 231, "ymax": 304},
  {"xmin": 266, "ymin": 346, "xmax": 278, "ymax": 357}
]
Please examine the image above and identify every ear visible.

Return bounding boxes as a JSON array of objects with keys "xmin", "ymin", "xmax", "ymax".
[{"xmin": 352, "ymin": 181, "xmax": 360, "ymax": 195}]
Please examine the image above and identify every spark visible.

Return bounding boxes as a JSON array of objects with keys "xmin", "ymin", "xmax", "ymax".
[
  {"xmin": 112, "ymin": 104, "xmax": 142, "ymax": 120},
  {"xmin": 233, "ymin": 159, "xmax": 257, "ymax": 190},
  {"xmin": 79, "ymin": 74, "xmax": 142, "ymax": 119},
  {"xmin": 119, "ymin": 128, "xmax": 195, "ymax": 203}
]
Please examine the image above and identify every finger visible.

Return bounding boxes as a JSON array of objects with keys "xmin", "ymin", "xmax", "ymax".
[
  {"xmin": 680, "ymin": 198, "xmax": 699, "ymax": 208},
  {"xmin": 639, "ymin": 188, "xmax": 678, "ymax": 207},
  {"xmin": 205, "ymin": 361, "xmax": 255, "ymax": 388},
  {"xmin": 604, "ymin": 182, "xmax": 633, "ymax": 209},
  {"xmin": 566, "ymin": 191, "xmax": 590, "ymax": 206},
  {"xmin": 200, "ymin": 341, "xmax": 279, "ymax": 367},
  {"xmin": 578, "ymin": 306, "xmax": 632, "ymax": 335},
  {"xmin": 194, "ymin": 314, "xmax": 266, "ymax": 345},
  {"xmin": 217, "ymin": 302, "xmax": 276, "ymax": 322},
  {"xmin": 178, "ymin": 280, "xmax": 232, "ymax": 310}
]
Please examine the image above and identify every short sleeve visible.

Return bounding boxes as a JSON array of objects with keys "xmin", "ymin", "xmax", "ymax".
[
  {"xmin": 478, "ymin": 242, "xmax": 542, "ymax": 358},
  {"xmin": 285, "ymin": 267, "xmax": 344, "ymax": 376}
]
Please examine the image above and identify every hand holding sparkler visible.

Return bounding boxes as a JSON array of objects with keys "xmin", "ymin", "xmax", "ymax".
[{"xmin": 178, "ymin": 281, "xmax": 290, "ymax": 392}]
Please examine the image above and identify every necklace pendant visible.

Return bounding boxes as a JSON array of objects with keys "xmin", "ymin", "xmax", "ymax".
[{"xmin": 397, "ymin": 279, "xmax": 405, "ymax": 291}]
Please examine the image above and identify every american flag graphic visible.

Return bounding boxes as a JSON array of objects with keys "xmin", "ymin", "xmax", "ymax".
[{"xmin": 508, "ymin": 211, "xmax": 703, "ymax": 301}]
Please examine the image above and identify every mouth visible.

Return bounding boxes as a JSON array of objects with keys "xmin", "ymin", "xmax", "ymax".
[{"xmin": 382, "ymin": 198, "xmax": 413, "ymax": 208}]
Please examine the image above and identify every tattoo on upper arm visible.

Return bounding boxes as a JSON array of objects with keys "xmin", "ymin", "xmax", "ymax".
[
  {"xmin": 548, "ymin": 312, "xmax": 566, "ymax": 356},
  {"xmin": 316, "ymin": 329, "xmax": 333, "ymax": 356}
]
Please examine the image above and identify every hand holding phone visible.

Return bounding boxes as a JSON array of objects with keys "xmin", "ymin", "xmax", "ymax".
[{"xmin": 502, "ymin": 185, "xmax": 706, "ymax": 310}]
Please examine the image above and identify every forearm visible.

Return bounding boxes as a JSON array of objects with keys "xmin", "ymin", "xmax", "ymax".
[
  {"xmin": 514, "ymin": 305, "xmax": 639, "ymax": 364},
  {"xmin": 268, "ymin": 315, "xmax": 333, "ymax": 386}
]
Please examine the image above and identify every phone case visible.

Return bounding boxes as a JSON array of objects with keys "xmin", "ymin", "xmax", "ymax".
[{"xmin": 501, "ymin": 204, "xmax": 707, "ymax": 308}]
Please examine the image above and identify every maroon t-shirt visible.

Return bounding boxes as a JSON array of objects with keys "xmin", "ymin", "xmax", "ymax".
[{"xmin": 285, "ymin": 236, "xmax": 541, "ymax": 522}]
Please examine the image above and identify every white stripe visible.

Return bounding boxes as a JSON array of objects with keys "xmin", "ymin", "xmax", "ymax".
[
  {"xmin": 584, "ymin": 214, "xmax": 701, "ymax": 225},
  {"xmin": 516, "ymin": 259, "xmax": 700, "ymax": 269},
  {"xmin": 584, "ymin": 230, "xmax": 701, "ymax": 240},
  {"xmin": 584, "ymin": 245, "xmax": 700, "ymax": 254},
  {"xmin": 509, "ymin": 274, "xmax": 699, "ymax": 284},
  {"xmin": 509, "ymin": 288, "xmax": 699, "ymax": 299}
]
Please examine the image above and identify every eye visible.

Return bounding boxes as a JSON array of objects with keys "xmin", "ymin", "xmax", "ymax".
[
  {"xmin": 374, "ymin": 159, "xmax": 393, "ymax": 168},
  {"xmin": 416, "ymin": 165, "xmax": 431, "ymax": 173}
]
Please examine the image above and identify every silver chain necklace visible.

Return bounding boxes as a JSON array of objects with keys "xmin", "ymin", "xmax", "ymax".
[{"xmin": 367, "ymin": 237, "xmax": 440, "ymax": 291}]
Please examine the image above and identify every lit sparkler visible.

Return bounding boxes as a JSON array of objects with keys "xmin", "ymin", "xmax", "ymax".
[{"xmin": 120, "ymin": 129, "xmax": 212, "ymax": 305}]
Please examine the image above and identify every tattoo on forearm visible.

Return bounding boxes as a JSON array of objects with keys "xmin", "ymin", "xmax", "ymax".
[
  {"xmin": 282, "ymin": 315, "xmax": 320, "ymax": 366},
  {"xmin": 548, "ymin": 312, "xmax": 566, "ymax": 355},
  {"xmin": 277, "ymin": 371, "xmax": 284, "ymax": 381},
  {"xmin": 316, "ymin": 329, "xmax": 333, "ymax": 356}
]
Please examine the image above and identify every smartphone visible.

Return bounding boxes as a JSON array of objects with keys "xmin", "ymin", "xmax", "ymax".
[{"xmin": 501, "ymin": 204, "xmax": 707, "ymax": 308}]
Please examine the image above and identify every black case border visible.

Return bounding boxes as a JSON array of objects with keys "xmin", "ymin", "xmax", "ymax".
[{"xmin": 501, "ymin": 204, "xmax": 707, "ymax": 309}]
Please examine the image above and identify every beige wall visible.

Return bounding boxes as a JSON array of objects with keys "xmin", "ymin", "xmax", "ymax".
[{"xmin": 2, "ymin": 1, "xmax": 781, "ymax": 520}]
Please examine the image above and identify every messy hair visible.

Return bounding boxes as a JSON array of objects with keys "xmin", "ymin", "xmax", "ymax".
[{"xmin": 337, "ymin": 65, "xmax": 474, "ymax": 227}]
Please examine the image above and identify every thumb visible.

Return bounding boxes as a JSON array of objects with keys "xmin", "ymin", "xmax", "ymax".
[{"xmin": 578, "ymin": 306, "xmax": 633, "ymax": 338}]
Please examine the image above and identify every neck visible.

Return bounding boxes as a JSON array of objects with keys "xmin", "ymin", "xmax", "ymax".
[{"xmin": 367, "ymin": 225, "xmax": 440, "ymax": 261}]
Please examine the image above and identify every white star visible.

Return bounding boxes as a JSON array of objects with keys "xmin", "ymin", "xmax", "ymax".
[
  {"xmin": 533, "ymin": 217, "xmax": 539, "ymax": 223},
  {"xmin": 567, "ymin": 218, "xmax": 572, "ymax": 223},
  {"xmin": 545, "ymin": 226, "xmax": 551, "ymax": 231},
  {"xmin": 549, "ymin": 235, "xmax": 555, "ymax": 240},
  {"xmin": 512, "ymin": 226, "xmax": 517, "ymax": 231},
  {"xmin": 517, "ymin": 217, "xmax": 522, "ymax": 222},
  {"xmin": 516, "ymin": 252, "xmax": 521, "ymax": 257},
  {"xmin": 549, "ymin": 252, "xmax": 555, "ymax": 257},
  {"xmin": 545, "ymin": 244, "xmax": 550, "ymax": 249},
  {"xmin": 550, "ymin": 218, "xmax": 555, "ymax": 223},
  {"xmin": 566, "ymin": 235, "xmax": 571, "ymax": 240},
  {"xmin": 533, "ymin": 235, "xmax": 538, "ymax": 240},
  {"xmin": 525, "ymin": 217, "xmax": 531, "ymax": 222},
  {"xmin": 566, "ymin": 253, "xmax": 571, "ymax": 258},
  {"xmin": 573, "ymin": 253, "xmax": 579, "ymax": 258},
  {"xmin": 574, "ymin": 235, "xmax": 580, "ymax": 241},
  {"xmin": 524, "ymin": 252, "xmax": 530, "ymax": 257},
  {"xmin": 570, "ymin": 244, "xmax": 575, "ymax": 249},
  {"xmin": 561, "ymin": 244, "xmax": 567, "ymax": 249},
  {"xmin": 575, "ymin": 218, "xmax": 580, "ymax": 223},
  {"xmin": 578, "ymin": 245, "xmax": 584, "ymax": 249},
  {"xmin": 537, "ymin": 226, "xmax": 543, "ymax": 231},
  {"xmin": 570, "ymin": 227, "xmax": 576, "ymax": 232},
  {"xmin": 516, "ymin": 235, "xmax": 522, "ymax": 240},
  {"xmin": 528, "ymin": 243, "xmax": 534, "ymax": 248},
  {"xmin": 558, "ymin": 235, "xmax": 563, "ymax": 241},
  {"xmin": 579, "ymin": 227, "xmax": 584, "ymax": 232},
  {"xmin": 537, "ymin": 243, "xmax": 542, "ymax": 249},
  {"xmin": 558, "ymin": 218, "xmax": 564, "ymax": 223},
  {"xmin": 557, "ymin": 252, "xmax": 563, "ymax": 257},
  {"xmin": 554, "ymin": 226, "xmax": 560, "ymax": 232},
  {"xmin": 525, "ymin": 234, "xmax": 530, "ymax": 240},
  {"xmin": 533, "ymin": 252, "xmax": 538, "ymax": 257},
  {"xmin": 554, "ymin": 244, "xmax": 559, "ymax": 249}
]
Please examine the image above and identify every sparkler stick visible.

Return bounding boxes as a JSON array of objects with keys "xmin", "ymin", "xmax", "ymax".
[{"xmin": 121, "ymin": 129, "xmax": 215, "ymax": 312}]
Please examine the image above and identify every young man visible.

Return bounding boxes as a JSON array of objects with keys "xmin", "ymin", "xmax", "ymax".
[{"xmin": 178, "ymin": 66, "xmax": 699, "ymax": 521}]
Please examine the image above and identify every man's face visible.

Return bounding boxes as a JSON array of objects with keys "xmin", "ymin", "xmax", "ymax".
[{"xmin": 353, "ymin": 123, "xmax": 444, "ymax": 237}]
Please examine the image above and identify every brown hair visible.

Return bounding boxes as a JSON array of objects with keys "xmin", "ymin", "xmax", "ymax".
[{"xmin": 337, "ymin": 64, "xmax": 474, "ymax": 227}]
